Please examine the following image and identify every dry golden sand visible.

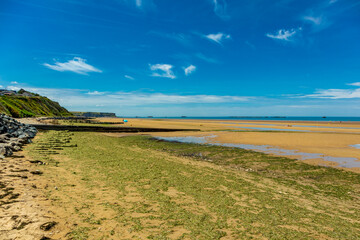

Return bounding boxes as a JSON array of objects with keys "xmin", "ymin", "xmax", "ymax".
[
  {"xmin": 101, "ymin": 118, "xmax": 360, "ymax": 173},
  {"xmin": 0, "ymin": 147, "xmax": 67, "ymax": 239}
]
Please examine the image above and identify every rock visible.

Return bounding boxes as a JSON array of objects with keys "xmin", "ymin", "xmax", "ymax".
[
  {"xmin": 40, "ymin": 236, "xmax": 52, "ymax": 240},
  {"xmin": 30, "ymin": 170, "xmax": 43, "ymax": 175},
  {"xmin": 29, "ymin": 160, "xmax": 44, "ymax": 164},
  {"xmin": 0, "ymin": 113, "xmax": 37, "ymax": 158},
  {"xmin": 40, "ymin": 221, "xmax": 57, "ymax": 231},
  {"xmin": 0, "ymin": 145, "xmax": 6, "ymax": 157}
]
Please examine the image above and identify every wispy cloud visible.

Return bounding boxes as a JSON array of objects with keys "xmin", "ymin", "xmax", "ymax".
[
  {"xmin": 150, "ymin": 31, "xmax": 192, "ymax": 46},
  {"xmin": 135, "ymin": 0, "xmax": 142, "ymax": 8},
  {"xmin": 172, "ymin": 53, "xmax": 218, "ymax": 64},
  {"xmin": 302, "ymin": 14, "xmax": 330, "ymax": 31},
  {"xmin": 347, "ymin": 82, "xmax": 360, "ymax": 87},
  {"xmin": 212, "ymin": 0, "xmax": 229, "ymax": 20},
  {"xmin": 245, "ymin": 41, "xmax": 256, "ymax": 50},
  {"xmin": 122, "ymin": 0, "xmax": 155, "ymax": 10},
  {"xmin": 304, "ymin": 88, "xmax": 360, "ymax": 99},
  {"xmin": 195, "ymin": 53, "xmax": 219, "ymax": 64},
  {"xmin": 205, "ymin": 32, "xmax": 231, "ymax": 44},
  {"xmin": 303, "ymin": 15, "xmax": 323, "ymax": 25},
  {"xmin": 266, "ymin": 28, "xmax": 302, "ymax": 41},
  {"xmin": 107, "ymin": 92, "xmax": 250, "ymax": 104},
  {"xmin": 5, "ymin": 84, "xmax": 359, "ymax": 116},
  {"xmin": 4, "ymin": 85, "xmax": 250, "ymax": 110},
  {"xmin": 11, "ymin": 81, "xmax": 18, "ymax": 84},
  {"xmin": 87, "ymin": 91, "xmax": 105, "ymax": 95},
  {"xmin": 300, "ymin": 83, "xmax": 360, "ymax": 99},
  {"xmin": 125, "ymin": 75, "xmax": 135, "ymax": 80},
  {"xmin": 184, "ymin": 65, "xmax": 196, "ymax": 76},
  {"xmin": 149, "ymin": 64, "xmax": 176, "ymax": 79},
  {"xmin": 43, "ymin": 57, "xmax": 102, "ymax": 75}
]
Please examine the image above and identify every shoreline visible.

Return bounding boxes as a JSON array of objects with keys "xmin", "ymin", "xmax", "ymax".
[
  {"xmin": 102, "ymin": 118, "xmax": 360, "ymax": 173},
  {"xmin": 2, "ymin": 118, "xmax": 360, "ymax": 239}
]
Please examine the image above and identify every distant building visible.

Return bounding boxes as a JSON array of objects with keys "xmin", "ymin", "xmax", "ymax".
[
  {"xmin": 0, "ymin": 89, "xmax": 36, "ymax": 97},
  {"xmin": 0, "ymin": 90, "xmax": 17, "ymax": 96}
]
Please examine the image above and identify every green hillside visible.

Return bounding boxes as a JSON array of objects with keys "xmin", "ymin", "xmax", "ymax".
[{"xmin": 0, "ymin": 90, "xmax": 72, "ymax": 118}]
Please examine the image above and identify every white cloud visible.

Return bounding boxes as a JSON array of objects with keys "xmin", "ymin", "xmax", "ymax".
[
  {"xmin": 87, "ymin": 91, "xmax": 105, "ymax": 95},
  {"xmin": 43, "ymin": 57, "xmax": 102, "ymax": 75},
  {"xmin": 11, "ymin": 81, "xmax": 18, "ymax": 84},
  {"xmin": 184, "ymin": 65, "xmax": 196, "ymax": 76},
  {"xmin": 125, "ymin": 75, "xmax": 135, "ymax": 80},
  {"xmin": 348, "ymin": 82, "xmax": 360, "ymax": 87},
  {"xmin": 149, "ymin": 64, "xmax": 176, "ymax": 79},
  {"xmin": 212, "ymin": 0, "xmax": 229, "ymax": 20},
  {"xmin": 304, "ymin": 88, "xmax": 360, "ymax": 99},
  {"xmin": 266, "ymin": 28, "xmax": 301, "ymax": 41},
  {"xmin": 0, "ymin": 85, "xmax": 4, "ymax": 89},
  {"xmin": 205, "ymin": 32, "xmax": 231, "ymax": 44},
  {"xmin": 5, "ymin": 85, "xmax": 250, "ymax": 110},
  {"xmin": 6, "ymin": 86, "xmax": 21, "ymax": 91},
  {"xmin": 6, "ymin": 84, "xmax": 360, "ymax": 116}
]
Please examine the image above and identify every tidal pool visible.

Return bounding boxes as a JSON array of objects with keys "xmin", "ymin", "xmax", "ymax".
[
  {"xmin": 155, "ymin": 136, "xmax": 360, "ymax": 169},
  {"xmin": 351, "ymin": 144, "xmax": 360, "ymax": 149}
]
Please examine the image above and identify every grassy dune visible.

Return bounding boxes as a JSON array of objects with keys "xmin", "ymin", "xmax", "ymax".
[
  {"xmin": 28, "ymin": 131, "xmax": 360, "ymax": 239},
  {"xmin": 0, "ymin": 95, "xmax": 71, "ymax": 117}
]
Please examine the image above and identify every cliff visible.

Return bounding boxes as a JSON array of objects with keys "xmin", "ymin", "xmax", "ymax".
[{"xmin": 0, "ymin": 89, "xmax": 72, "ymax": 118}]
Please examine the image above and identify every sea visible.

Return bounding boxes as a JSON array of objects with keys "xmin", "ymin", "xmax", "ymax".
[{"xmin": 125, "ymin": 116, "xmax": 360, "ymax": 122}]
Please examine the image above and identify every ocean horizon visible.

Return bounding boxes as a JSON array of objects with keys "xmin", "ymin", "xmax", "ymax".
[{"xmin": 121, "ymin": 116, "xmax": 360, "ymax": 122}]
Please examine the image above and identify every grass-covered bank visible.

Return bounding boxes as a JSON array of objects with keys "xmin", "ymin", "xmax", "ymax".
[
  {"xmin": 0, "ymin": 94, "xmax": 71, "ymax": 117},
  {"xmin": 27, "ymin": 131, "xmax": 360, "ymax": 239}
]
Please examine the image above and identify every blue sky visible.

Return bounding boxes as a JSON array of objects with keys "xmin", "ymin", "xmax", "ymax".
[{"xmin": 1, "ymin": 0, "xmax": 360, "ymax": 116}]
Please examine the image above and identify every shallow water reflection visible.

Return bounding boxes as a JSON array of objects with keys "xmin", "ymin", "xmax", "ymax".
[
  {"xmin": 351, "ymin": 144, "xmax": 360, "ymax": 149},
  {"xmin": 219, "ymin": 122, "xmax": 360, "ymax": 130},
  {"xmin": 156, "ymin": 136, "xmax": 360, "ymax": 168}
]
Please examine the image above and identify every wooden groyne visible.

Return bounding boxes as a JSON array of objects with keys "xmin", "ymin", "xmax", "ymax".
[{"xmin": 31, "ymin": 124, "xmax": 200, "ymax": 133}]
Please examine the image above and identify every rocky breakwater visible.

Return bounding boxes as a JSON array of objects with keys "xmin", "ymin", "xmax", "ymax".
[{"xmin": 0, "ymin": 113, "xmax": 37, "ymax": 159}]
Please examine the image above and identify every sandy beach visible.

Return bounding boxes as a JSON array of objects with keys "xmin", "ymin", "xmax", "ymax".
[{"xmin": 3, "ymin": 117, "xmax": 360, "ymax": 239}]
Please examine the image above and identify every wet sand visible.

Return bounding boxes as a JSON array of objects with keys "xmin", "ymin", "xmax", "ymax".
[
  {"xmin": 99, "ymin": 118, "xmax": 360, "ymax": 133},
  {"xmin": 19, "ymin": 117, "xmax": 360, "ymax": 172},
  {"xmin": 103, "ymin": 118, "xmax": 360, "ymax": 172}
]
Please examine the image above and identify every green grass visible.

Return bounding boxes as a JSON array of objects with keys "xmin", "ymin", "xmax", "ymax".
[
  {"xmin": 0, "ymin": 95, "xmax": 72, "ymax": 117},
  {"xmin": 28, "ymin": 131, "xmax": 360, "ymax": 239}
]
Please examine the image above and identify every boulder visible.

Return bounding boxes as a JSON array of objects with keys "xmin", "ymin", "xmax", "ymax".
[{"xmin": 0, "ymin": 113, "xmax": 37, "ymax": 158}]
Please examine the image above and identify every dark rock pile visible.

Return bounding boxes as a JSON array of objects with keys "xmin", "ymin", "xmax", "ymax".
[{"xmin": 0, "ymin": 113, "xmax": 37, "ymax": 159}]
